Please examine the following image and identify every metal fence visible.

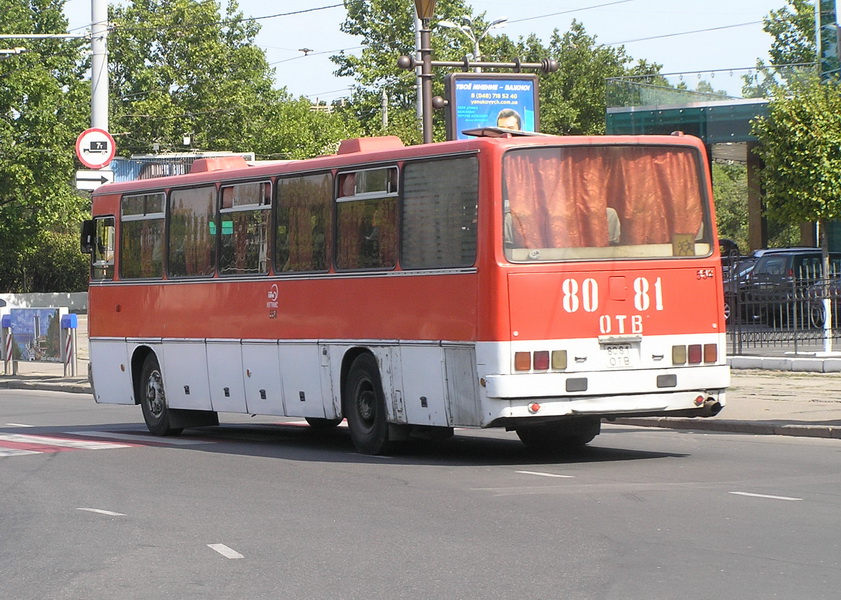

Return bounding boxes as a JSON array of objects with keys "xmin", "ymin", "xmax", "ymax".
[{"xmin": 726, "ymin": 273, "xmax": 841, "ymax": 355}]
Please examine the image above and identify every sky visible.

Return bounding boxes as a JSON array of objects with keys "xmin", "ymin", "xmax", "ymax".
[{"xmin": 62, "ymin": 0, "xmax": 790, "ymax": 101}]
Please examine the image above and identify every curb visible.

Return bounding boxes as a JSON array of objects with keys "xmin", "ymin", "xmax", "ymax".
[
  {"xmin": 0, "ymin": 379, "xmax": 91, "ymax": 395},
  {"xmin": 728, "ymin": 356, "xmax": 841, "ymax": 373},
  {"xmin": 613, "ymin": 417, "xmax": 841, "ymax": 439}
]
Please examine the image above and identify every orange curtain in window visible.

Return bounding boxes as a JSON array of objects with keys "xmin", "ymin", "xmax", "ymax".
[
  {"xmin": 611, "ymin": 148, "xmax": 702, "ymax": 245},
  {"xmin": 506, "ymin": 149, "xmax": 608, "ymax": 248},
  {"xmin": 505, "ymin": 146, "xmax": 703, "ymax": 248}
]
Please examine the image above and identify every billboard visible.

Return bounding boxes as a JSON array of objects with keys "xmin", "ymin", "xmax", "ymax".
[
  {"xmin": 444, "ymin": 73, "xmax": 540, "ymax": 140},
  {"xmin": 8, "ymin": 308, "xmax": 67, "ymax": 362}
]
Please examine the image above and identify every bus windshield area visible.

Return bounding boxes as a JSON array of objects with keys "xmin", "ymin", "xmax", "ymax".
[{"xmin": 503, "ymin": 145, "xmax": 711, "ymax": 261}]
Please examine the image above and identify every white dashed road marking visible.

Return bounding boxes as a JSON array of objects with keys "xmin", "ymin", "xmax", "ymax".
[
  {"xmin": 208, "ymin": 544, "xmax": 244, "ymax": 559},
  {"xmin": 730, "ymin": 491, "xmax": 802, "ymax": 502}
]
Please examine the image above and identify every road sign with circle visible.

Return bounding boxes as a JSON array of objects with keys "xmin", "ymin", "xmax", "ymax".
[{"xmin": 75, "ymin": 128, "xmax": 116, "ymax": 169}]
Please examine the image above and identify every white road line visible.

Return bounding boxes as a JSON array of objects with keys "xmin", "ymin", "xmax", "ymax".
[
  {"xmin": 730, "ymin": 491, "xmax": 803, "ymax": 502},
  {"xmin": 0, "ymin": 434, "xmax": 131, "ymax": 450},
  {"xmin": 208, "ymin": 544, "xmax": 244, "ymax": 559},
  {"xmin": 77, "ymin": 508, "xmax": 126, "ymax": 517},
  {"xmin": 516, "ymin": 470, "xmax": 575, "ymax": 479},
  {"xmin": 72, "ymin": 431, "xmax": 211, "ymax": 446},
  {"xmin": 4, "ymin": 423, "xmax": 34, "ymax": 428}
]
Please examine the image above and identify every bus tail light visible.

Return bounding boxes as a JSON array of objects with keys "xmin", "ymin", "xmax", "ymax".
[
  {"xmin": 515, "ymin": 352, "xmax": 531, "ymax": 371},
  {"xmin": 688, "ymin": 345, "xmax": 702, "ymax": 364},
  {"xmin": 672, "ymin": 344, "xmax": 718, "ymax": 365},
  {"xmin": 528, "ymin": 402, "xmax": 541, "ymax": 414},
  {"xmin": 515, "ymin": 350, "xmax": 568, "ymax": 371}
]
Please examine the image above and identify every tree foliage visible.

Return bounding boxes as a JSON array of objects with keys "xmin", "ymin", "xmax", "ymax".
[
  {"xmin": 108, "ymin": 0, "xmax": 360, "ymax": 158},
  {"xmin": 0, "ymin": 0, "xmax": 90, "ymax": 292},
  {"xmin": 333, "ymin": 4, "xmax": 660, "ymax": 139},
  {"xmin": 539, "ymin": 21, "xmax": 661, "ymax": 135},
  {"xmin": 742, "ymin": 0, "xmax": 816, "ymax": 98},
  {"xmin": 110, "ymin": 0, "xmax": 279, "ymax": 155},
  {"xmin": 752, "ymin": 77, "xmax": 841, "ymax": 227}
]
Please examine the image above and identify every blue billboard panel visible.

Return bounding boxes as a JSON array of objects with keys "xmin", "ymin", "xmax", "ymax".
[{"xmin": 445, "ymin": 73, "xmax": 539, "ymax": 139}]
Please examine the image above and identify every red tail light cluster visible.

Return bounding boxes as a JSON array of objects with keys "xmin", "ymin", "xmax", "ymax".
[
  {"xmin": 514, "ymin": 350, "xmax": 567, "ymax": 372},
  {"xmin": 672, "ymin": 343, "xmax": 717, "ymax": 365}
]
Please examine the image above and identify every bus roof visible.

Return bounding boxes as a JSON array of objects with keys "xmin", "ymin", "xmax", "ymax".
[{"xmin": 92, "ymin": 132, "xmax": 706, "ymax": 197}]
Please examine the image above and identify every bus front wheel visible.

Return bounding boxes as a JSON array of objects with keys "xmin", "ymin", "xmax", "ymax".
[
  {"xmin": 515, "ymin": 418, "xmax": 600, "ymax": 451},
  {"xmin": 344, "ymin": 353, "xmax": 390, "ymax": 455},
  {"xmin": 138, "ymin": 354, "xmax": 183, "ymax": 436}
]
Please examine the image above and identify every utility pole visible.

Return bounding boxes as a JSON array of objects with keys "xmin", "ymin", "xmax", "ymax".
[{"xmin": 90, "ymin": 0, "xmax": 109, "ymax": 131}]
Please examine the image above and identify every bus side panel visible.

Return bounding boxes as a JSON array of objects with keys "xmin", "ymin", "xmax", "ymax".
[
  {"xmin": 278, "ymin": 342, "xmax": 327, "ymax": 419},
  {"xmin": 444, "ymin": 346, "xmax": 482, "ymax": 427},
  {"xmin": 243, "ymin": 342, "xmax": 286, "ymax": 415},
  {"xmin": 398, "ymin": 345, "xmax": 449, "ymax": 427},
  {"xmin": 206, "ymin": 341, "xmax": 247, "ymax": 413},
  {"xmin": 161, "ymin": 341, "xmax": 213, "ymax": 411},
  {"xmin": 89, "ymin": 339, "xmax": 133, "ymax": 405}
]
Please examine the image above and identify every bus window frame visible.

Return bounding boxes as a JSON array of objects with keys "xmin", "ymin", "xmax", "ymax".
[
  {"xmin": 119, "ymin": 191, "xmax": 166, "ymax": 280},
  {"xmin": 501, "ymin": 143, "xmax": 714, "ymax": 263},
  {"xmin": 91, "ymin": 216, "xmax": 116, "ymax": 280},
  {"xmin": 167, "ymin": 184, "xmax": 219, "ymax": 279},
  {"xmin": 334, "ymin": 164, "xmax": 400, "ymax": 272},
  {"xmin": 218, "ymin": 180, "xmax": 273, "ymax": 277}
]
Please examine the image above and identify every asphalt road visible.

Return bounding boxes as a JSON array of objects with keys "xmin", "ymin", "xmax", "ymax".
[{"xmin": 1, "ymin": 389, "xmax": 840, "ymax": 600}]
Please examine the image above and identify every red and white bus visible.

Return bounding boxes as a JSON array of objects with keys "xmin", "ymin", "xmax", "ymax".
[{"xmin": 82, "ymin": 131, "xmax": 728, "ymax": 454}]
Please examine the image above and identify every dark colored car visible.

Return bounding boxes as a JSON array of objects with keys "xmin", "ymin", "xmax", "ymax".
[
  {"xmin": 742, "ymin": 248, "xmax": 841, "ymax": 324},
  {"xmin": 723, "ymin": 256, "xmax": 757, "ymax": 322}
]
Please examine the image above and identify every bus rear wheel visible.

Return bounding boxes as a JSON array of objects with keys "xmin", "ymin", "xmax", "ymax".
[
  {"xmin": 138, "ymin": 354, "xmax": 183, "ymax": 436},
  {"xmin": 515, "ymin": 418, "xmax": 600, "ymax": 451},
  {"xmin": 344, "ymin": 353, "xmax": 391, "ymax": 455}
]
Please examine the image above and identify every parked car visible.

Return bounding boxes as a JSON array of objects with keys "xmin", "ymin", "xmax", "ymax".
[
  {"xmin": 723, "ymin": 256, "xmax": 757, "ymax": 322},
  {"xmin": 742, "ymin": 248, "xmax": 841, "ymax": 325}
]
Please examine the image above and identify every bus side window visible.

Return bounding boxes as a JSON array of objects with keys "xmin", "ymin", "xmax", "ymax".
[
  {"xmin": 336, "ymin": 167, "xmax": 398, "ymax": 270},
  {"xmin": 219, "ymin": 181, "xmax": 271, "ymax": 276},
  {"xmin": 92, "ymin": 217, "xmax": 115, "ymax": 280}
]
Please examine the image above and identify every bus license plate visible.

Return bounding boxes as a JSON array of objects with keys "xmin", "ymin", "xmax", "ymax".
[{"xmin": 605, "ymin": 344, "xmax": 634, "ymax": 368}]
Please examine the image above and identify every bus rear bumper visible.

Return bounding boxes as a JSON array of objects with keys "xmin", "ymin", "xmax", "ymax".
[{"xmin": 481, "ymin": 366, "xmax": 728, "ymax": 425}]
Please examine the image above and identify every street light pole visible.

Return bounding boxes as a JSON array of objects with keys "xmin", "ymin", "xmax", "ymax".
[{"xmin": 413, "ymin": 0, "xmax": 436, "ymax": 144}]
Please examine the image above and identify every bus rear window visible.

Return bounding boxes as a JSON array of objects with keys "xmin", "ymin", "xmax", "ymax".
[{"xmin": 503, "ymin": 145, "xmax": 710, "ymax": 261}]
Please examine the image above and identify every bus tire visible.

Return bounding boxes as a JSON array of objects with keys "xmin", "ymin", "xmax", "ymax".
[
  {"xmin": 344, "ymin": 353, "xmax": 390, "ymax": 455},
  {"xmin": 305, "ymin": 417, "xmax": 343, "ymax": 429},
  {"xmin": 138, "ymin": 354, "xmax": 183, "ymax": 436},
  {"xmin": 515, "ymin": 418, "xmax": 600, "ymax": 450}
]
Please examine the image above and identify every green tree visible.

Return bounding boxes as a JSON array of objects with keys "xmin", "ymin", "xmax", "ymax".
[
  {"xmin": 0, "ymin": 0, "xmax": 90, "ymax": 292},
  {"xmin": 752, "ymin": 77, "xmax": 841, "ymax": 343},
  {"xmin": 333, "ymin": 0, "xmax": 475, "ymax": 141},
  {"xmin": 334, "ymin": 5, "xmax": 660, "ymax": 139},
  {"xmin": 742, "ymin": 0, "xmax": 817, "ymax": 98},
  {"xmin": 109, "ymin": 0, "xmax": 279, "ymax": 154},
  {"xmin": 540, "ymin": 21, "xmax": 661, "ymax": 135},
  {"xmin": 108, "ymin": 0, "xmax": 359, "ymax": 159}
]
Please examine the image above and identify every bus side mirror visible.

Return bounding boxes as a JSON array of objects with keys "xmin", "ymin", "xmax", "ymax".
[{"xmin": 80, "ymin": 219, "xmax": 95, "ymax": 254}]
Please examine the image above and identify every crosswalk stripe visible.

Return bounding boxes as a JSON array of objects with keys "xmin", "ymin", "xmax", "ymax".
[
  {"xmin": 0, "ymin": 434, "xmax": 132, "ymax": 451},
  {"xmin": 0, "ymin": 449, "xmax": 42, "ymax": 457}
]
